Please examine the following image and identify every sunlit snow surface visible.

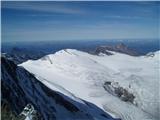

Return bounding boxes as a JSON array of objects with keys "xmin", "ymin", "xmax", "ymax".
[{"xmin": 20, "ymin": 49, "xmax": 160, "ymax": 120}]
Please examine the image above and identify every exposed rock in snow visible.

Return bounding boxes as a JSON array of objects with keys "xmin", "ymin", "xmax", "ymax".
[
  {"xmin": 19, "ymin": 104, "xmax": 40, "ymax": 120},
  {"xmin": 103, "ymin": 81, "xmax": 135, "ymax": 103}
]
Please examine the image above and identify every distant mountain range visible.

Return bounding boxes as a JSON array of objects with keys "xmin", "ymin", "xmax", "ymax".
[
  {"xmin": 3, "ymin": 43, "xmax": 141, "ymax": 64},
  {"xmin": 94, "ymin": 43, "xmax": 139, "ymax": 56},
  {"xmin": 2, "ymin": 47, "xmax": 46, "ymax": 64}
]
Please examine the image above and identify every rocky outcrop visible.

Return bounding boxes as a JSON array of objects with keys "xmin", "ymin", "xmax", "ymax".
[
  {"xmin": 103, "ymin": 81, "xmax": 135, "ymax": 104},
  {"xmin": 19, "ymin": 104, "xmax": 41, "ymax": 120},
  {"xmin": 95, "ymin": 43, "xmax": 139, "ymax": 56}
]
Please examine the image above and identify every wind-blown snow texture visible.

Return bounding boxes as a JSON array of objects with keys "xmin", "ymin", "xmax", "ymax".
[
  {"xmin": 21, "ymin": 49, "xmax": 160, "ymax": 120},
  {"xmin": 2, "ymin": 57, "xmax": 116, "ymax": 120}
]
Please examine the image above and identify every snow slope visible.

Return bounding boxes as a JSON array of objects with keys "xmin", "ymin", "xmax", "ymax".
[
  {"xmin": 20, "ymin": 49, "xmax": 160, "ymax": 120},
  {"xmin": 2, "ymin": 57, "xmax": 116, "ymax": 120}
]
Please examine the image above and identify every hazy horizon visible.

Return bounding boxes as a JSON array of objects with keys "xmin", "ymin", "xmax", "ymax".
[{"xmin": 2, "ymin": 1, "xmax": 159, "ymax": 42}]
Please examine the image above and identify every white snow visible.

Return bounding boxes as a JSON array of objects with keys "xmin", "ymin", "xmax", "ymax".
[{"xmin": 20, "ymin": 49, "xmax": 160, "ymax": 120}]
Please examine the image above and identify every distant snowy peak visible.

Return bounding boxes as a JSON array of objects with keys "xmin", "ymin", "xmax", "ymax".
[{"xmin": 94, "ymin": 43, "xmax": 140, "ymax": 56}]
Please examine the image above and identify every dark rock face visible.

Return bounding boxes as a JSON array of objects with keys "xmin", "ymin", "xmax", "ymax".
[
  {"xmin": 1, "ymin": 102, "xmax": 18, "ymax": 120},
  {"xmin": 95, "ymin": 43, "xmax": 140, "ymax": 56},
  {"xmin": 1, "ymin": 57, "xmax": 28, "ymax": 114}
]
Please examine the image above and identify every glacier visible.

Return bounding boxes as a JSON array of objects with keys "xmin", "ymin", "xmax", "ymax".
[{"xmin": 20, "ymin": 49, "xmax": 160, "ymax": 120}]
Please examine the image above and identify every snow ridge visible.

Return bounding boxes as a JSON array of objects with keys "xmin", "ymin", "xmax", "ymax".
[{"xmin": 20, "ymin": 49, "xmax": 160, "ymax": 120}]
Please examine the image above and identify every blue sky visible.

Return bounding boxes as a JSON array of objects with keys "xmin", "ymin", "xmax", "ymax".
[{"xmin": 2, "ymin": 1, "xmax": 160, "ymax": 42}]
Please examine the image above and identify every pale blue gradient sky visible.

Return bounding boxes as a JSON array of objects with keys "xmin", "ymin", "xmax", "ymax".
[{"xmin": 2, "ymin": 1, "xmax": 160, "ymax": 42}]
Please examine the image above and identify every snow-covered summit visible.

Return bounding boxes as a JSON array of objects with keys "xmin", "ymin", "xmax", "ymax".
[{"xmin": 20, "ymin": 49, "xmax": 160, "ymax": 120}]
